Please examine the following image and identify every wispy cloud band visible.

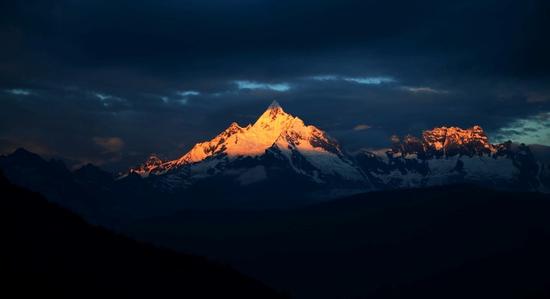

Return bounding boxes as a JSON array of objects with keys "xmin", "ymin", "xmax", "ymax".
[
  {"xmin": 235, "ymin": 80, "xmax": 290, "ymax": 92},
  {"xmin": 310, "ymin": 75, "xmax": 395, "ymax": 85},
  {"xmin": 5, "ymin": 89, "xmax": 32, "ymax": 96}
]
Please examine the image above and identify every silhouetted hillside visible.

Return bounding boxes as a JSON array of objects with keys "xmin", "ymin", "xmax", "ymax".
[
  {"xmin": 128, "ymin": 185, "xmax": 550, "ymax": 299},
  {"xmin": 1, "ymin": 173, "xmax": 286, "ymax": 299}
]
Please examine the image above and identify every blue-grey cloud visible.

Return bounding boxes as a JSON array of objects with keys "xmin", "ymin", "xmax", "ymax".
[
  {"xmin": 494, "ymin": 112, "xmax": 550, "ymax": 145},
  {"xmin": 400, "ymin": 86, "xmax": 449, "ymax": 94},
  {"xmin": 178, "ymin": 90, "xmax": 200, "ymax": 97},
  {"xmin": 353, "ymin": 124, "xmax": 372, "ymax": 131},
  {"xmin": 310, "ymin": 75, "xmax": 395, "ymax": 85},
  {"xmin": 235, "ymin": 80, "xmax": 290, "ymax": 92},
  {"xmin": 5, "ymin": 89, "xmax": 32, "ymax": 96},
  {"xmin": 343, "ymin": 77, "xmax": 395, "ymax": 85}
]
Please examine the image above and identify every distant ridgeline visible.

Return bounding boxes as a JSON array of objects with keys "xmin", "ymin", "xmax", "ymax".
[
  {"xmin": 356, "ymin": 125, "xmax": 547, "ymax": 191},
  {"xmin": 0, "ymin": 102, "xmax": 549, "ymax": 216},
  {"xmin": 125, "ymin": 102, "xmax": 549, "ymax": 197}
]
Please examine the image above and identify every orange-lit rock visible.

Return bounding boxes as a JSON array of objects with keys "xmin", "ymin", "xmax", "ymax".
[
  {"xmin": 422, "ymin": 125, "xmax": 495, "ymax": 156},
  {"xmin": 129, "ymin": 101, "xmax": 361, "ymax": 180}
]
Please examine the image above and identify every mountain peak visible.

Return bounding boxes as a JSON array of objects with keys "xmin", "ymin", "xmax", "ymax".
[
  {"xmin": 128, "ymin": 154, "xmax": 166, "ymax": 177},
  {"xmin": 131, "ymin": 100, "xmax": 359, "ymax": 179},
  {"xmin": 13, "ymin": 147, "xmax": 35, "ymax": 157},
  {"xmin": 394, "ymin": 125, "xmax": 495, "ymax": 156},
  {"xmin": 10, "ymin": 147, "xmax": 44, "ymax": 162},
  {"xmin": 268, "ymin": 100, "xmax": 282, "ymax": 110},
  {"xmin": 422, "ymin": 125, "xmax": 491, "ymax": 147},
  {"xmin": 145, "ymin": 154, "xmax": 163, "ymax": 164},
  {"xmin": 255, "ymin": 100, "xmax": 291, "ymax": 125},
  {"xmin": 261, "ymin": 101, "xmax": 285, "ymax": 119},
  {"xmin": 228, "ymin": 121, "xmax": 241, "ymax": 128}
]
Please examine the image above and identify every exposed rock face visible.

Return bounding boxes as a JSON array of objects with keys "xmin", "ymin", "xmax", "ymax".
[
  {"xmin": 124, "ymin": 108, "xmax": 548, "ymax": 200},
  {"xmin": 422, "ymin": 125, "xmax": 495, "ymax": 156},
  {"xmin": 129, "ymin": 154, "xmax": 166, "ymax": 177},
  {"xmin": 356, "ymin": 126, "xmax": 546, "ymax": 192},
  {"xmin": 390, "ymin": 126, "xmax": 497, "ymax": 158},
  {"xmin": 392, "ymin": 126, "xmax": 503, "ymax": 158},
  {"xmin": 127, "ymin": 101, "xmax": 369, "ymax": 196},
  {"xmin": 1, "ymin": 113, "xmax": 549, "ymax": 214}
]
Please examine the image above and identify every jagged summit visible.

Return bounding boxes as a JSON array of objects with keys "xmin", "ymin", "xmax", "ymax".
[
  {"xmin": 129, "ymin": 153, "xmax": 166, "ymax": 177},
  {"xmin": 12, "ymin": 147, "xmax": 40, "ymax": 158},
  {"xmin": 176, "ymin": 101, "xmax": 333, "ymax": 162},
  {"xmin": 228, "ymin": 122, "xmax": 242, "ymax": 129},
  {"xmin": 129, "ymin": 101, "xmax": 364, "ymax": 182},
  {"xmin": 422, "ymin": 125, "xmax": 495, "ymax": 155},
  {"xmin": 169, "ymin": 102, "xmax": 295, "ymax": 165},
  {"xmin": 265, "ymin": 100, "xmax": 284, "ymax": 115},
  {"xmin": 268, "ymin": 100, "xmax": 281, "ymax": 110},
  {"xmin": 123, "ymin": 107, "xmax": 548, "ymax": 194},
  {"xmin": 390, "ymin": 125, "xmax": 497, "ymax": 157},
  {"xmin": 127, "ymin": 101, "xmax": 299, "ymax": 172},
  {"xmin": 255, "ymin": 100, "xmax": 288, "ymax": 123}
]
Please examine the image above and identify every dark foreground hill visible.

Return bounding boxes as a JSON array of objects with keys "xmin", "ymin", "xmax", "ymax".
[
  {"xmin": 127, "ymin": 186, "xmax": 550, "ymax": 299},
  {"xmin": 1, "ymin": 173, "xmax": 285, "ymax": 299}
]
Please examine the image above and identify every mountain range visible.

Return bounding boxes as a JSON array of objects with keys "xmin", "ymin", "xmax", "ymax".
[
  {"xmin": 127, "ymin": 101, "xmax": 549, "ymax": 196},
  {"xmin": 0, "ymin": 101, "xmax": 549, "ymax": 216},
  {"xmin": 127, "ymin": 101, "xmax": 369, "ymax": 196},
  {"xmin": 5, "ymin": 161, "xmax": 550, "ymax": 298}
]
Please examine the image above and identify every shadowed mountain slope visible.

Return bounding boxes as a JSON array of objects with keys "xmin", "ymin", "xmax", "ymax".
[
  {"xmin": 1, "ymin": 172, "xmax": 286, "ymax": 299},
  {"xmin": 127, "ymin": 186, "xmax": 550, "ymax": 299}
]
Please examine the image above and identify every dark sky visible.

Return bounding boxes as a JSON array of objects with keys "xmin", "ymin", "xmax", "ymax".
[{"xmin": 1, "ymin": 0, "xmax": 549, "ymax": 170}]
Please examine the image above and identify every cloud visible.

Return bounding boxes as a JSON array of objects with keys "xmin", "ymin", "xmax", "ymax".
[
  {"xmin": 92, "ymin": 92, "xmax": 128, "ymax": 108},
  {"xmin": 309, "ymin": 75, "xmax": 395, "ymax": 85},
  {"xmin": 310, "ymin": 75, "xmax": 339, "ymax": 81},
  {"xmin": 235, "ymin": 80, "xmax": 290, "ymax": 92},
  {"xmin": 353, "ymin": 124, "xmax": 372, "ymax": 131},
  {"xmin": 159, "ymin": 90, "xmax": 201, "ymax": 105},
  {"xmin": 343, "ymin": 77, "xmax": 395, "ymax": 85},
  {"xmin": 177, "ymin": 90, "xmax": 200, "ymax": 104},
  {"xmin": 177, "ymin": 90, "xmax": 200, "ymax": 97},
  {"xmin": 5, "ymin": 89, "xmax": 32, "ymax": 96},
  {"xmin": 401, "ymin": 86, "xmax": 449, "ymax": 94},
  {"xmin": 93, "ymin": 137, "xmax": 125, "ymax": 153},
  {"xmin": 493, "ymin": 112, "xmax": 550, "ymax": 146},
  {"xmin": 94, "ymin": 93, "xmax": 111, "ymax": 101},
  {"xmin": 94, "ymin": 92, "xmax": 126, "ymax": 102}
]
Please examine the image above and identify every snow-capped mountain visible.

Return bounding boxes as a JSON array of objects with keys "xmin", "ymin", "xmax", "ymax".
[
  {"xmin": 356, "ymin": 126, "xmax": 548, "ymax": 191},
  {"xmin": 127, "ymin": 102, "xmax": 549, "ymax": 198},
  {"xmin": 0, "ymin": 102, "xmax": 548, "ymax": 214},
  {"xmin": 128, "ymin": 101, "xmax": 369, "ymax": 197},
  {"xmin": 128, "ymin": 154, "xmax": 166, "ymax": 177},
  {"xmin": 392, "ymin": 125, "xmax": 495, "ymax": 157}
]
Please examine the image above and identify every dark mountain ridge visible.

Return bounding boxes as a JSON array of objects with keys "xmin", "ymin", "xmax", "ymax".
[
  {"xmin": 2, "ymin": 149, "xmax": 550, "ymax": 298},
  {"xmin": 1, "ymin": 171, "xmax": 286, "ymax": 298},
  {"xmin": 124, "ymin": 185, "xmax": 550, "ymax": 299}
]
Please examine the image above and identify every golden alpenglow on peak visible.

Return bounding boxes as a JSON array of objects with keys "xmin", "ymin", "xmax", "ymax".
[{"xmin": 176, "ymin": 101, "xmax": 310, "ymax": 162}]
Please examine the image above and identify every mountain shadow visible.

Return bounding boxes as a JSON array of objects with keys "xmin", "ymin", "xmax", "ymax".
[
  {"xmin": 1, "ymin": 172, "xmax": 286, "ymax": 299},
  {"xmin": 128, "ymin": 185, "xmax": 550, "ymax": 299}
]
